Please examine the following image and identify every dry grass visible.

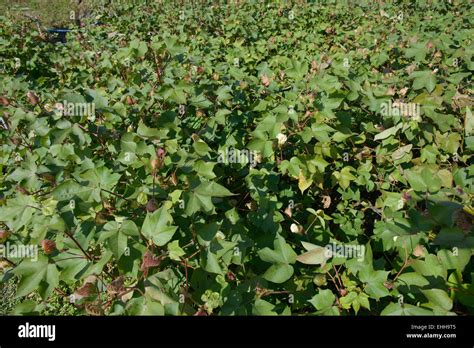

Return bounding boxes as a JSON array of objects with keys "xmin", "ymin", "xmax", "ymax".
[{"xmin": 0, "ymin": 0, "xmax": 102, "ymax": 28}]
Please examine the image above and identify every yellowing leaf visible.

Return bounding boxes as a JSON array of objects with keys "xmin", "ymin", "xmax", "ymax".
[
  {"xmin": 374, "ymin": 124, "xmax": 403, "ymax": 141},
  {"xmin": 437, "ymin": 169, "xmax": 453, "ymax": 188},
  {"xmin": 391, "ymin": 144, "xmax": 412, "ymax": 161},
  {"xmin": 296, "ymin": 242, "xmax": 330, "ymax": 266},
  {"xmin": 333, "ymin": 166, "xmax": 357, "ymax": 189},
  {"xmin": 465, "ymin": 106, "xmax": 473, "ymax": 136},
  {"xmin": 298, "ymin": 171, "xmax": 312, "ymax": 194},
  {"xmin": 413, "ymin": 245, "xmax": 426, "ymax": 258}
]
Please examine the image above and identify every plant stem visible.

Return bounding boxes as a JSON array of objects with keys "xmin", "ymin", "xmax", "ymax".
[
  {"xmin": 2, "ymin": 257, "xmax": 17, "ymax": 267},
  {"xmin": 100, "ymin": 188, "xmax": 130, "ymax": 201},
  {"xmin": 64, "ymin": 230, "xmax": 94, "ymax": 262}
]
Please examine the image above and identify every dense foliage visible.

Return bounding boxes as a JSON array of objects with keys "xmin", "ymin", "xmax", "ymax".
[{"xmin": 0, "ymin": 0, "xmax": 473, "ymax": 316}]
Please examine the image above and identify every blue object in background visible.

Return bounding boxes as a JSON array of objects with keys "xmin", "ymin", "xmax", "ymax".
[{"xmin": 46, "ymin": 28, "xmax": 71, "ymax": 43}]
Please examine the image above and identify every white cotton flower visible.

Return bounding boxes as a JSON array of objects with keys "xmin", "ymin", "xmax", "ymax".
[{"xmin": 276, "ymin": 133, "xmax": 287, "ymax": 146}]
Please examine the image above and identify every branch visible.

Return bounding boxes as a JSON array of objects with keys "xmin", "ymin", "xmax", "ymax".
[
  {"xmin": 64, "ymin": 230, "xmax": 94, "ymax": 262},
  {"xmin": 1, "ymin": 257, "xmax": 17, "ymax": 267},
  {"xmin": 100, "ymin": 188, "xmax": 130, "ymax": 202}
]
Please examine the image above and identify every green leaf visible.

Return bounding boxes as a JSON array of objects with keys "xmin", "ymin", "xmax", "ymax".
[
  {"xmin": 38, "ymin": 264, "xmax": 59, "ymax": 300},
  {"xmin": 184, "ymin": 181, "xmax": 234, "ymax": 215},
  {"xmin": 51, "ymin": 180, "xmax": 94, "ymax": 202},
  {"xmin": 79, "ymin": 166, "xmax": 121, "ymax": 191},
  {"xmin": 392, "ymin": 144, "xmax": 413, "ymax": 161},
  {"xmin": 358, "ymin": 268, "xmax": 390, "ymax": 300},
  {"xmin": 101, "ymin": 220, "xmax": 139, "ymax": 258},
  {"xmin": 126, "ymin": 296, "xmax": 165, "ymax": 315},
  {"xmin": 381, "ymin": 302, "xmax": 433, "ymax": 315},
  {"xmin": 216, "ymin": 86, "xmax": 233, "ymax": 102},
  {"xmin": 411, "ymin": 254, "xmax": 447, "ymax": 279},
  {"xmin": 332, "ymin": 131, "xmax": 352, "ymax": 142},
  {"xmin": 374, "ymin": 123, "xmax": 403, "ymax": 141},
  {"xmin": 420, "ymin": 289, "xmax": 453, "ymax": 312},
  {"xmin": 191, "ymin": 94, "xmax": 213, "ymax": 108},
  {"xmin": 411, "ymin": 70, "xmax": 436, "ymax": 93},
  {"xmin": 193, "ymin": 140, "xmax": 211, "ymax": 156},
  {"xmin": 253, "ymin": 299, "xmax": 277, "ymax": 315},
  {"xmin": 262, "ymin": 263, "xmax": 294, "ymax": 284},
  {"xmin": 308, "ymin": 289, "xmax": 336, "ymax": 310},
  {"xmin": 258, "ymin": 235, "xmax": 297, "ymax": 283},
  {"xmin": 405, "ymin": 167, "xmax": 442, "ymax": 193},
  {"xmin": 194, "ymin": 160, "xmax": 216, "ymax": 179},
  {"xmin": 194, "ymin": 181, "xmax": 234, "ymax": 197},
  {"xmin": 258, "ymin": 235, "xmax": 297, "ymax": 265},
  {"xmin": 109, "ymin": 228, "xmax": 128, "ymax": 259},
  {"xmin": 0, "ymin": 194, "xmax": 36, "ymax": 231},
  {"xmin": 137, "ymin": 120, "xmax": 161, "ymax": 139},
  {"xmin": 339, "ymin": 291, "xmax": 359, "ymax": 312},
  {"xmin": 437, "ymin": 249, "xmax": 471, "ymax": 272},
  {"xmin": 167, "ymin": 240, "xmax": 185, "ymax": 261},
  {"xmin": 396, "ymin": 272, "xmax": 430, "ymax": 288},
  {"xmin": 141, "ymin": 207, "xmax": 178, "ymax": 246},
  {"xmin": 12, "ymin": 256, "xmax": 47, "ymax": 298},
  {"xmin": 201, "ymin": 249, "xmax": 222, "ymax": 274},
  {"xmin": 339, "ymin": 292, "xmax": 370, "ymax": 315},
  {"xmin": 333, "ymin": 166, "xmax": 357, "ymax": 189},
  {"xmin": 405, "ymin": 43, "xmax": 429, "ymax": 62}
]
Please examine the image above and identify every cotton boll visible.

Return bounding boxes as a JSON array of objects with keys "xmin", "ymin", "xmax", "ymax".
[
  {"xmin": 290, "ymin": 223, "xmax": 303, "ymax": 234},
  {"xmin": 276, "ymin": 133, "xmax": 287, "ymax": 146}
]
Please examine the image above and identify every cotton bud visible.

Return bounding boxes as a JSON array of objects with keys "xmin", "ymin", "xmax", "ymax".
[
  {"xmin": 146, "ymin": 198, "xmax": 158, "ymax": 212},
  {"xmin": 0, "ymin": 230, "xmax": 10, "ymax": 242},
  {"xmin": 41, "ymin": 239, "xmax": 56, "ymax": 255},
  {"xmin": 157, "ymin": 147, "xmax": 166, "ymax": 159}
]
